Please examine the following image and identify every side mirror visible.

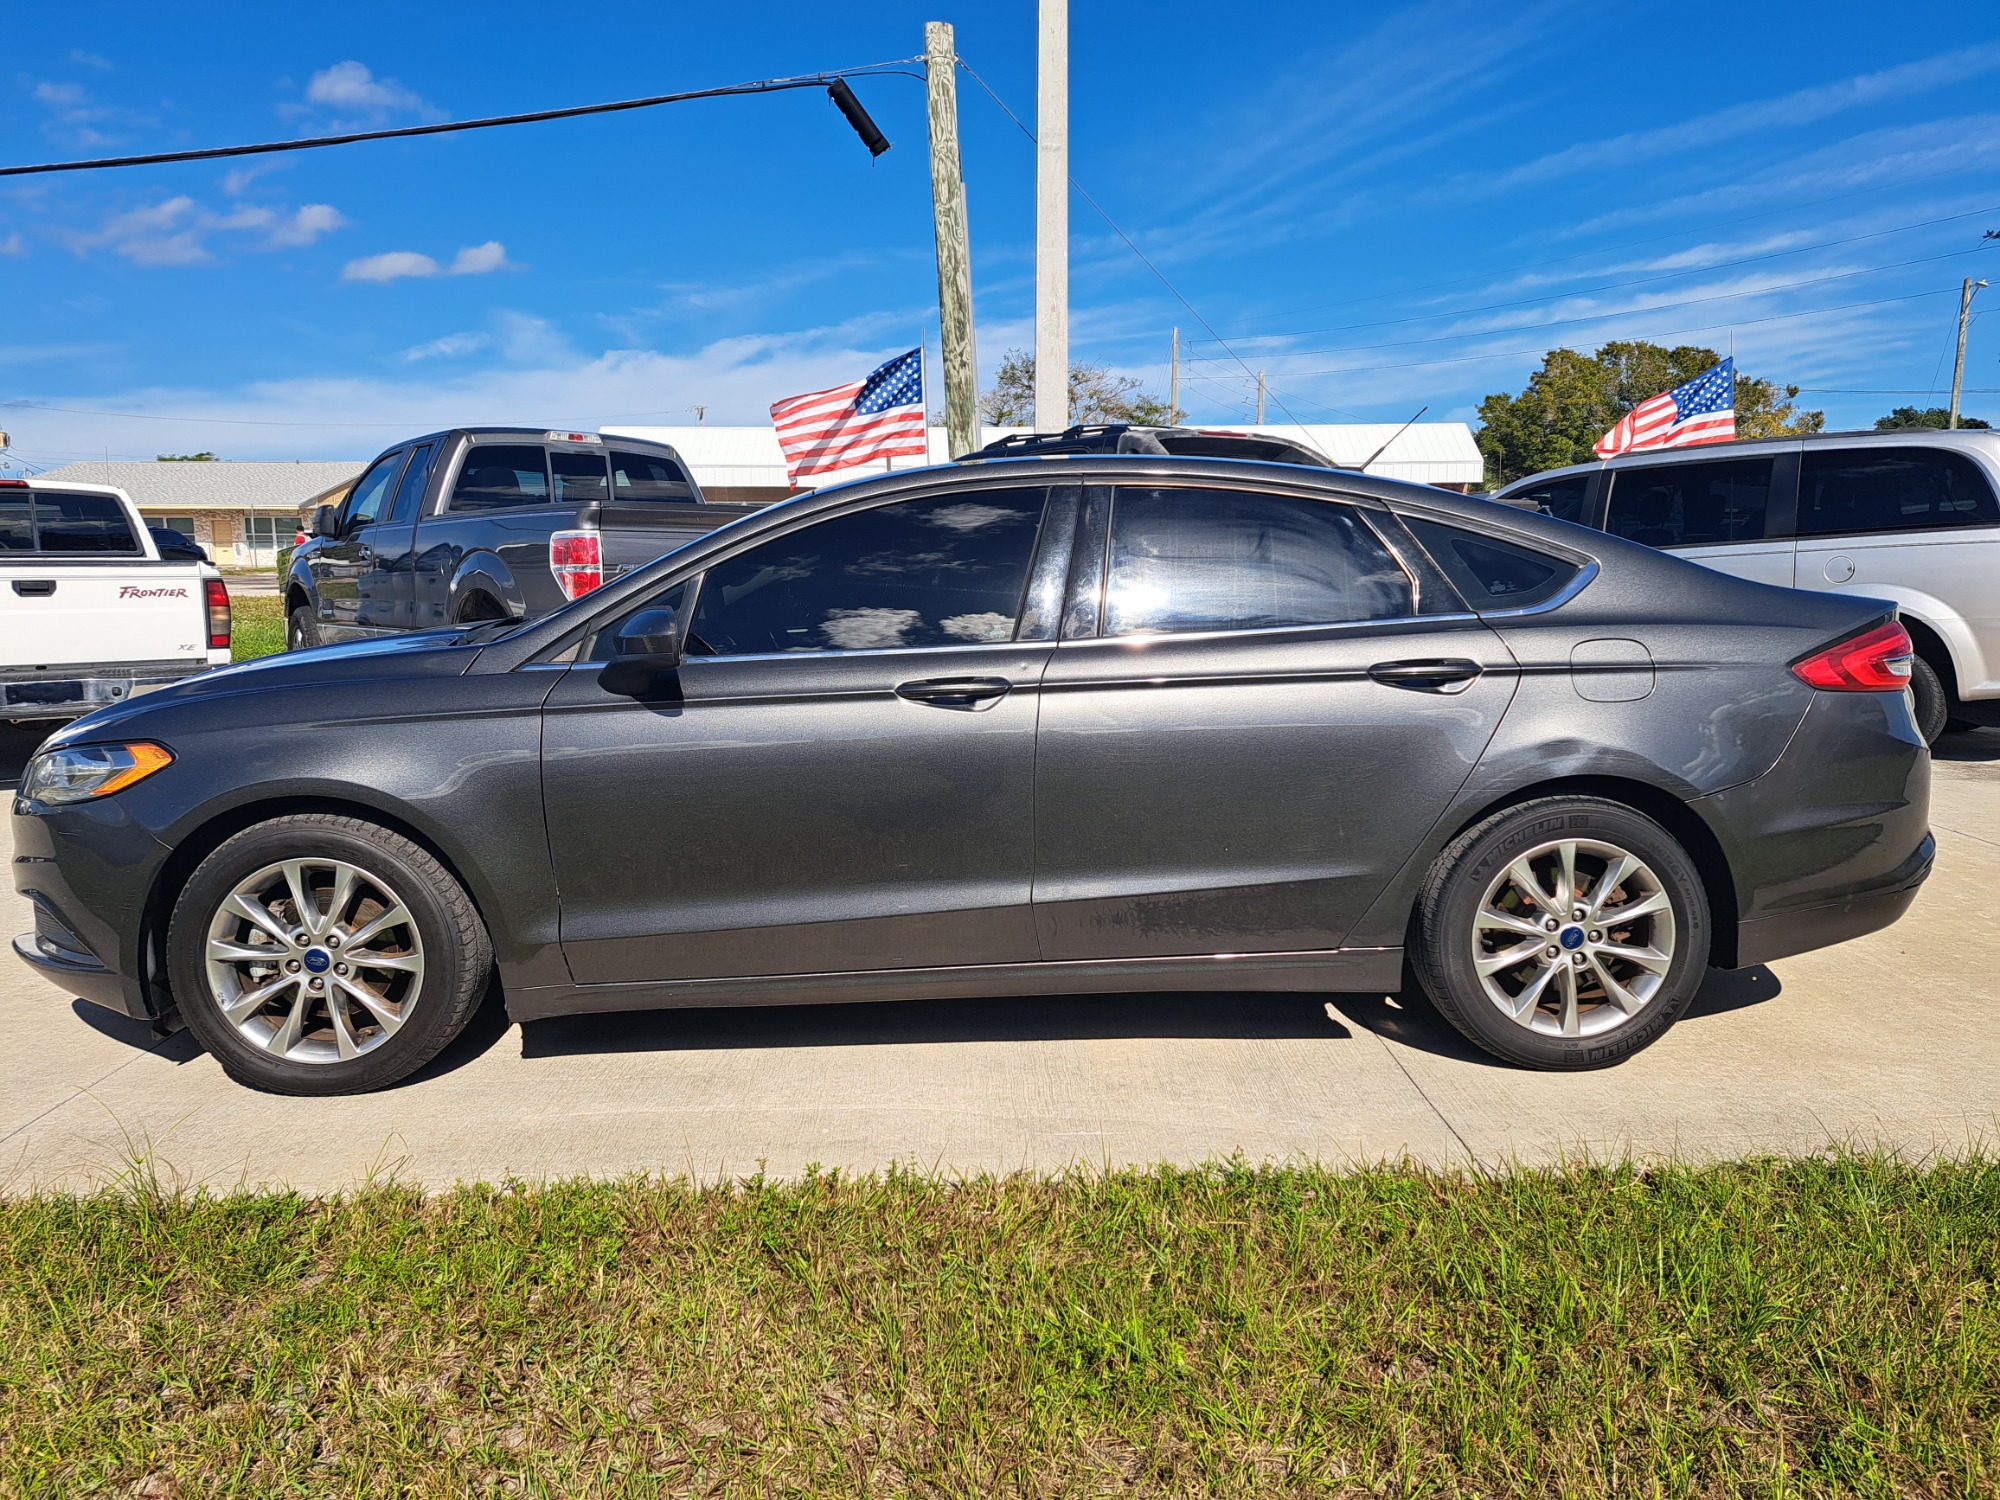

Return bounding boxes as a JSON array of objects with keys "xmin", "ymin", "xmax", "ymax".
[
  {"xmin": 311, "ymin": 504, "xmax": 340, "ymax": 539},
  {"xmin": 597, "ymin": 608, "xmax": 683, "ymax": 697}
]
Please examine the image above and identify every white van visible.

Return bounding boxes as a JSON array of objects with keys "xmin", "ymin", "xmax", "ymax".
[{"xmin": 1495, "ymin": 429, "xmax": 2000, "ymax": 743}]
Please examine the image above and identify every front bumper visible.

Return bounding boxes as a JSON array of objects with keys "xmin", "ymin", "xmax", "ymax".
[{"xmin": 11, "ymin": 929, "xmax": 143, "ymax": 1017}]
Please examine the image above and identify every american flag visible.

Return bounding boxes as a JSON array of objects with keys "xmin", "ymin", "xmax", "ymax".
[
  {"xmin": 770, "ymin": 348, "xmax": 927, "ymax": 484},
  {"xmin": 1593, "ymin": 358, "xmax": 1736, "ymax": 458}
]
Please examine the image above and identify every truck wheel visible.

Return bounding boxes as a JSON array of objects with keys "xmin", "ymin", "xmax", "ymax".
[
  {"xmin": 287, "ymin": 604, "xmax": 321, "ymax": 651},
  {"xmin": 1908, "ymin": 656, "xmax": 1948, "ymax": 745},
  {"xmin": 1410, "ymin": 796, "xmax": 1710, "ymax": 1070},
  {"xmin": 167, "ymin": 814, "xmax": 493, "ymax": 1095}
]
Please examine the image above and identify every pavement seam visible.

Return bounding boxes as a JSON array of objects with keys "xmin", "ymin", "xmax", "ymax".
[{"xmin": 1368, "ymin": 1028, "xmax": 1481, "ymax": 1171}]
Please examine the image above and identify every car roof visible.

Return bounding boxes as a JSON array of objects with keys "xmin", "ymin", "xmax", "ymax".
[
  {"xmin": 386, "ymin": 427, "xmax": 685, "ymax": 452},
  {"xmin": 1495, "ymin": 426, "xmax": 2000, "ymax": 492}
]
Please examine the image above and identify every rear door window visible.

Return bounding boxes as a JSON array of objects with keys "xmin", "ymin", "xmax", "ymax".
[
  {"xmin": 1103, "ymin": 487, "xmax": 1413, "ymax": 635},
  {"xmin": 0, "ymin": 489, "xmax": 31, "ymax": 551},
  {"xmin": 1798, "ymin": 447, "xmax": 2000, "ymax": 536},
  {"xmin": 610, "ymin": 451, "xmax": 694, "ymax": 501},
  {"xmin": 1507, "ymin": 474, "xmax": 1591, "ymax": 523},
  {"xmin": 552, "ymin": 450, "xmax": 610, "ymax": 506},
  {"xmin": 1605, "ymin": 458, "xmax": 1772, "ymax": 547},
  {"xmin": 450, "ymin": 445, "xmax": 552, "ymax": 512},
  {"xmin": 386, "ymin": 445, "xmax": 434, "ymax": 523},
  {"xmin": 1401, "ymin": 516, "xmax": 1582, "ymax": 610},
  {"xmin": 31, "ymin": 490, "xmax": 142, "ymax": 554}
]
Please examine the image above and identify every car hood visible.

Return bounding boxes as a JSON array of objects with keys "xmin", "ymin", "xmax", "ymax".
[{"xmin": 39, "ymin": 628, "xmax": 490, "ymax": 751}]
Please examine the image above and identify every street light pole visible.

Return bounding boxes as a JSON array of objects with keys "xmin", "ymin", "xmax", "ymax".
[
  {"xmin": 1949, "ymin": 277, "xmax": 1988, "ymax": 430},
  {"xmin": 1034, "ymin": 0, "xmax": 1068, "ymax": 432}
]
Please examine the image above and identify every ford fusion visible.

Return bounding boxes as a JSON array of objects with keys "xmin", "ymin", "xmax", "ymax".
[{"xmin": 11, "ymin": 456, "xmax": 1932, "ymax": 1094}]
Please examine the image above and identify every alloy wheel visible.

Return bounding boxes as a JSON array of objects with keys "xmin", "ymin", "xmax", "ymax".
[
  {"xmin": 1469, "ymin": 837, "xmax": 1676, "ymax": 1039},
  {"xmin": 202, "ymin": 857, "xmax": 425, "ymax": 1063}
]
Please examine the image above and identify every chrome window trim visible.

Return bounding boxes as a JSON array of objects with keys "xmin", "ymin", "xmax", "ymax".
[{"xmin": 551, "ymin": 637, "xmax": 1047, "ymax": 670}]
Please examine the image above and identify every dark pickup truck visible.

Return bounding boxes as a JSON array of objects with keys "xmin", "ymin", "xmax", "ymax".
[{"xmin": 284, "ymin": 428, "xmax": 767, "ymax": 648}]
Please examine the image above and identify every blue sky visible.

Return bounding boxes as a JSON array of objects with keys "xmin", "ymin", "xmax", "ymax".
[{"xmin": 3, "ymin": 0, "xmax": 1998, "ymax": 467}]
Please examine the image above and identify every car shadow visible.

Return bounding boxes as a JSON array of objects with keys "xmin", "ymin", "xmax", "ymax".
[
  {"xmin": 519, "ymin": 988, "xmax": 1357, "ymax": 1060},
  {"xmin": 1933, "ymin": 725, "xmax": 2000, "ymax": 763},
  {"xmin": 69, "ymin": 999, "xmax": 206, "ymax": 1063}
]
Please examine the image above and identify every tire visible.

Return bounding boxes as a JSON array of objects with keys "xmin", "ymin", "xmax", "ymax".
[
  {"xmin": 1908, "ymin": 655, "xmax": 1949, "ymax": 746},
  {"xmin": 1410, "ymin": 796, "xmax": 1711, "ymax": 1070},
  {"xmin": 167, "ymin": 814, "xmax": 492, "ymax": 1095},
  {"xmin": 286, "ymin": 603, "xmax": 321, "ymax": 652}
]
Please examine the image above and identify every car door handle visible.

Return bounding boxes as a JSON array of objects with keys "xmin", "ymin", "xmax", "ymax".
[
  {"xmin": 895, "ymin": 676, "xmax": 1013, "ymax": 710},
  {"xmin": 1367, "ymin": 658, "xmax": 1484, "ymax": 694},
  {"xmin": 11, "ymin": 579, "xmax": 56, "ymax": 597}
]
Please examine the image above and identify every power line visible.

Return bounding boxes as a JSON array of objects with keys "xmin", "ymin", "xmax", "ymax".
[{"xmin": 0, "ymin": 61, "xmax": 919, "ymax": 178}]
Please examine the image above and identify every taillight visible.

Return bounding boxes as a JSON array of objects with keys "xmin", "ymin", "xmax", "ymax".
[
  {"xmin": 1791, "ymin": 620, "xmax": 1913, "ymax": 691},
  {"xmin": 549, "ymin": 529, "xmax": 603, "ymax": 601},
  {"xmin": 204, "ymin": 578, "xmax": 231, "ymax": 651}
]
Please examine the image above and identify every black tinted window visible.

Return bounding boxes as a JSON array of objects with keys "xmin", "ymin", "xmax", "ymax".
[
  {"xmin": 687, "ymin": 490, "xmax": 1046, "ymax": 656},
  {"xmin": 0, "ymin": 490, "xmax": 30, "ymax": 551},
  {"xmin": 1104, "ymin": 488, "xmax": 1411, "ymax": 635},
  {"xmin": 1799, "ymin": 447, "xmax": 2000, "ymax": 536},
  {"xmin": 451, "ymin": 445, "xmax": 550, "ymax": 512},
  {"xmin": 1508, "ymin": 475, "xmax": 1590, "ymax": 523},
  {"xmin": 611, "ymin": 451, "xmax": 693, "ymax": 501},
  {"xmin": 552, "ymin": 450, "xmax": 609, "ymax": 505},
  {"xmin": 32, "ymin": 490, "xmax": 141, "ymax": 553},
  {"xmin": 387, "ymin": 445, "xmax": 433, "ymax": 523},
  {"xmin": 341, "ymin": 453, "xmax": 405, "ymax": 531},
  {"xmin": 1606, "ymin": 458, "xmax": 1771, "ymax": 547},
  {"xmin": 1402, "ymin": 516, "xmax": 1580, "ymax": 610}
]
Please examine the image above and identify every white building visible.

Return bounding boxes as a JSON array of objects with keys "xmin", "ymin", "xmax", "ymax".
[{"xmin": 604, "ymin": 422, "xmax": 1486, "ymax": 507}]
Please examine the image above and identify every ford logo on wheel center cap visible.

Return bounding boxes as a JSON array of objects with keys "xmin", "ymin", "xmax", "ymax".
[
  {"xmin": 303, "ymin": 948, "xmax": 332, "ymax": 973},
  {"xmin": 1559, "ymin": 926, "xmax": 1586, "ymax": 950}
]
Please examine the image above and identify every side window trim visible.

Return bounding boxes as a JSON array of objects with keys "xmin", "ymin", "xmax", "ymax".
[
  {"xmin": 1015, "ymin": 486, "xmax": 1082, "ymax": 642},
  {"xmin": 1059, "ymin": 486, "xmax": 1112, "ymax": 640}
]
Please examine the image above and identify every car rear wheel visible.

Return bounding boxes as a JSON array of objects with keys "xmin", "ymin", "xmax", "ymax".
[
  {"xmin": 286, "ymin": 603, "xmax": 321, "ymax": 652},
  {"xmin": 1410, "ymin": 796, "xmax": 1710, "ymax": 1069},
  {"xmin": 167, "ymin": 814, "xmax": 492, "ymax": 1095}
]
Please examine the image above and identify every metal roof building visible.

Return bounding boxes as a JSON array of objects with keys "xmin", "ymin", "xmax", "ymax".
[{"xmin": 604, "ymin": 422, "xmax": 1485, "ymax": 502}]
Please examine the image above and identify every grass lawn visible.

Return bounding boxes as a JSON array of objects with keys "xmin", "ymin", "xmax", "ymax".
[
  {"xmin": 2, "ymin": 1157, "xmax": 1995, "ymax": 1497},
  {"xmin": 229, "ymin": 593, "xmax": 285, "ymax": 662}
]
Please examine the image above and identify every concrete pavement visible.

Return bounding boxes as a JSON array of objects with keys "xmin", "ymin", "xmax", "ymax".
[{"xmin": 3, "ymin": 723, "xmax": 1995, "ymax": 1193}]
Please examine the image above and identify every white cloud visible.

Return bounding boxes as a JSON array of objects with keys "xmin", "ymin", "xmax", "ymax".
[
  {"xmin": 0, "ymin": 233, "xmax": 24, "ymax": 259},
  {"xmin": 69, "ymin": 50, "xmax": 113, "ymax": 70},
  {"xmin": 290, "ymin": 61, "xmax": 442, "ymax": 125},
  {"xmin": 399, "ymin": 332, "xmax": 491, "ymax": 362},
  {"xmin": 65, "ymin": 194, "xmax": 349, "ymax": 265},
  {"xmin": 342, "ymin": 241, "xmax": 513, "ymax": 283}
]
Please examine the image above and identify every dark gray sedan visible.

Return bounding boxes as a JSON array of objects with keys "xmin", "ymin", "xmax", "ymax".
[{"xmin": 11, "ymin": 456, "xmax": 1931, "ymax": 1094}]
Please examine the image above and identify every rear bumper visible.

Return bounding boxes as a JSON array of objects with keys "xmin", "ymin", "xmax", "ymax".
[
  {"xmin": 0, "ymin": 663, "xmax": 213, "ymax": 720},
  {"xmin": 1733, "ymin": 833, "xmax": 1933, "ymax": 967}
]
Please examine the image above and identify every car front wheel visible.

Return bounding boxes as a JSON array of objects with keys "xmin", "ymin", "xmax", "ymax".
[
  {"xmin": 1410, "ymin": 796, "xmax": 1711, "ymax": 1069},
  {"xmin": 167, "ymin": 814, "xmax": 492, "ymax": 1095}
]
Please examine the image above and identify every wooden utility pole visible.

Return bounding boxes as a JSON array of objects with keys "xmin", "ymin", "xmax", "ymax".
[
  {"xmin": 1169, "ymin": 327, "xmax": 1180, "ymax": 424},
  {"xmin": 1949, "ymin": 277, "xmax": 1987, "ymax": 429},
  {"xmin": 1255, "ymin": 370, "xmax": 1265, "ymax": 425},
  {"xmin": 925, "ymin": 22, "xmax": 979, "ymax": 459},
  {"xmin": 1034, "ymin": 0, "xmax": 1068, "ymax": 432}
]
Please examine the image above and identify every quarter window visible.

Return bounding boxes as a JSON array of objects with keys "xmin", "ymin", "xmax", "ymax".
[
  {"xmin": 610, "ymin": 451, "xmax": 694, "ymax": 501},
  {"xmin": 685, "ymin": 489, "xmax": 1047, "ymax": 656},
  {"xmin": 1605, "ymin": 458, "xmax": 1772, "ymax": 547},
  {"xmin": 450, "ymin": 445, "xmax": 551, "ymax": 512},
  {"xmin": 1798, "ymin": 447, "xmax": 2000, "ymax": 536},
  {"xmin": 1402, "ymin": 516, "xmax": 1581, "ymax": 610},
  {"xmin": 340, "ymin": 453, "xmax": 407, "ymax": 532},
  {"xmin": 1103, "ymin": 488, "xmax": 1412, "ymax": 636}
]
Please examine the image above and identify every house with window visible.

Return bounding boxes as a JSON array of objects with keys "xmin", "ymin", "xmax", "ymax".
[{"xmin": 30, "ymin": 460, "xmax": 363, "ymax": 567}]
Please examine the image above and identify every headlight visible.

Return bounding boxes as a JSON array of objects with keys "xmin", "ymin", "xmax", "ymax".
[{"xmin": 20, "ymin": 742, "xmax": 175, "ymax": 805}]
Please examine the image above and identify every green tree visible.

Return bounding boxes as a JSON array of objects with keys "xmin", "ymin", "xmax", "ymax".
[
  {"xmin": 980, "ymin": 350, "xmax": 1174, "ymax": 426},
  {"xmin": 156, "ymin": 451, "xmax": 218, "ymax": 461},
  {"xmin": 1476, "ymin": 342, "xmax": 1824, "ymax": 485},
  {"xmin": 1873, "ymin": 405, "xmax": 1990, "ymax": 430}
]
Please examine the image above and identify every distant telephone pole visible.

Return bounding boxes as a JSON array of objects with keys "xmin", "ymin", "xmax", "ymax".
[
  {"xmin": 1255, "ymin": 370, "xmax": 1265, "ymax": 425},
  {"xmin": 1949, "ymin": 276, "xmax": 1988, "ymax": 429},
  {"xmin": 1033, "ymin": 0, "xmax": 1068, "ymax": 433},
  {"xmin": 925, "ymin": 22, "xmax": 979, "ymax": 459},
  {"xmin": 1169, "ymin": 327, "xmax": 1180, "ymax": 424}
]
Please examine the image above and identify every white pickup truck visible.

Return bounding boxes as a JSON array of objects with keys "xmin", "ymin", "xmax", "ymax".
[{"xmin": 1, "ymin": 478, "xmax": 231, "ymax": 722}]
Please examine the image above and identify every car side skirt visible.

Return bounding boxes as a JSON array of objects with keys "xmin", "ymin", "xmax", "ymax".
[{"xmin": 504, "ymin": 947, "xmax": 1405, "ymax": 1024}]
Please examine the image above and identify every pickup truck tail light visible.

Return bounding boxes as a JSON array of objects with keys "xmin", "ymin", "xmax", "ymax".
[
  {"xmin": 1790, "ymin": 620, "xmax": 1913, "ymax": 691},
  {"xmin": 204, "ymin": 578, "xmax": 231, "ymax": 651},
  {"xmin": 550, "ymin": 530, "xmax": 603, "ymax": 601}
]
